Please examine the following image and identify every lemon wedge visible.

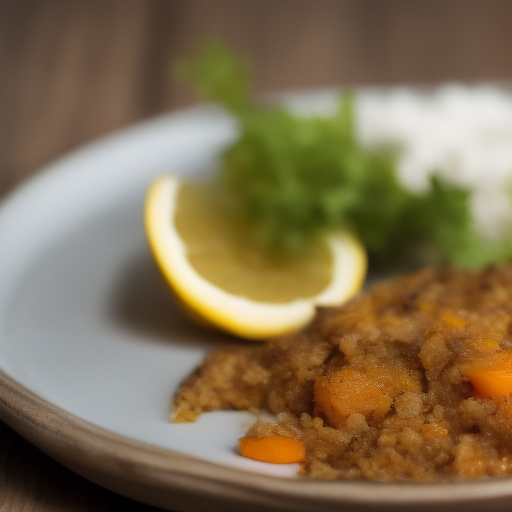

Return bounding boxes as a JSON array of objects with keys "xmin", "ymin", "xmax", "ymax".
[{"xmin": 144, "ymin": 175, "xmax": 367, "ymax": 339}]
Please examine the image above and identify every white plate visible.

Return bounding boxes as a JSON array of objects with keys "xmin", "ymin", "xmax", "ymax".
[{"xmin": 2, "ymin": 95, "xmax": 512, "ymax": 511}]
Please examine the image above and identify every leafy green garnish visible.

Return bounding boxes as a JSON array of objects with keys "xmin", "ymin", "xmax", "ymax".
[
  {"xmin": 174, "ymin": 40, "xmax": 251, "ymax": 112},
  {"xmin": 176, "ymin": 40, "xmax": 512, "ymax": 270}
]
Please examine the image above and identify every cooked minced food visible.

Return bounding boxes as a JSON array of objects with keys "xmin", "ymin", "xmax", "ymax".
[{"xmin": 173, "ymin": 266, "xmax": 512, "ymax": 481}]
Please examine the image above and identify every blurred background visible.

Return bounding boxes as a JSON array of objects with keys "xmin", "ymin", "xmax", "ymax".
[
  {"xmin": 3, "ymin": 0, "xmax": 512, "ymax": 197},
  {"xmin": 2, "ymin": 0, "xmax": 512, "ymax": 510}
]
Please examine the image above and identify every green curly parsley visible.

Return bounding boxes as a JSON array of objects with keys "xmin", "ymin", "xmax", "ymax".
[{"xmin": 175, "ymin": 40, "xmax": 512, "ymax": 270}]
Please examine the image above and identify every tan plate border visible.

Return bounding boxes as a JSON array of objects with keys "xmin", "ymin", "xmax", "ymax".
[
  {"xmin": 4, "ymin": 88, "xmax": 512, "ymax": 511},
  {"xmin": 3, "ymin": 370, "xmax": 512, "ymax": 511}
]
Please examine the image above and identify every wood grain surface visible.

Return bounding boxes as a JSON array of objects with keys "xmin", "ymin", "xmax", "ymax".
[{"xmin": 2, "ymin": 1, "xmax": 512, "ymax": 510}]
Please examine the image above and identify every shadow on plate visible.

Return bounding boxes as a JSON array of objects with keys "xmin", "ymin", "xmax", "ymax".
[{"xmin": 109, "ymin": 249, "xmax": 246, "ymax": 348}]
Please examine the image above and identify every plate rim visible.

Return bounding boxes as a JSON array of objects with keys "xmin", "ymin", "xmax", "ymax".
[
  {"xmin": 3, "ymin": 367, "xmax": 512, "ymax": 511},
  {"xmin": 3, "ymin": 97, "xmax": 512, "ymax": 511}
]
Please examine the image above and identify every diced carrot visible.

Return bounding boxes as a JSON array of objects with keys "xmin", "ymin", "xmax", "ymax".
[
  {"xmin": 483, "ymin": 338, "xmax": 500, "ymax": 350},
  {"xmin": 463, "ymin": 356, "xmax": 512, "ymax": 401},
  {"xmin": 314, "ymin": 369, "xmax": 392, "ymax": 427},
  {"xmin": 314, "ymin": 367, "xmax": 420, "ymax": 427},
  {"xmin": 238, "ymin": 435, "xmax": 305, "ymax": 464},
  {"xmin": 441, "ymin": 312, "xmax": 466, "ymax": 329}
]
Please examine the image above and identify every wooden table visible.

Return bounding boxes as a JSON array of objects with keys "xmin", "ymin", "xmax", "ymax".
[{"xmin": 2, "ymin": 1, "xmax": 512, "ymax": 509}]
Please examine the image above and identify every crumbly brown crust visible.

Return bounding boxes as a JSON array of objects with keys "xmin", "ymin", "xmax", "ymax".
[{"xmin": 173, "ymin": 265, "xmax": 512, "ymax": 481}]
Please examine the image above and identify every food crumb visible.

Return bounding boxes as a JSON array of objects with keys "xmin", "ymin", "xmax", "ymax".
[{"xmin": 173, "ymin": 265, "xmax": 512, "ymax": 481}]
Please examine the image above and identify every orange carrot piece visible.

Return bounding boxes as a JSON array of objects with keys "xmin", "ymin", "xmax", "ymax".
[
  {"xmin": 483, "ymin": 338, "xmax": 500, "ymax": 350},
  {"xmin": 238, "ymin": 435, "xmax": 305, "ymax": 464},
  {"xmin": 313, "ymin": 368, "xmax": 420, "ymax": 427},
  {"xmin": 463, "ymin": 357, "xmax": 512, "ymax": 401},
  {"xmin": 441, "ymin": 312, "xmax": 466, "ymax": 329},
  {"xmin": 314, "ymin": 370, "xmax": 392, "ymax": 426}
]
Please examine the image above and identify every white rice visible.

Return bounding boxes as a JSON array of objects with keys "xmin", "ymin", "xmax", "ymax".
[{"xmin": 356, "ymin": 85, "xmax": 512, "ymax": 240}]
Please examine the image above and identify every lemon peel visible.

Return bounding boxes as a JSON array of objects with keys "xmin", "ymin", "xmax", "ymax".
[{"xmin": 144, "ymin": 175, "xmax": 367, "ymax": 339}]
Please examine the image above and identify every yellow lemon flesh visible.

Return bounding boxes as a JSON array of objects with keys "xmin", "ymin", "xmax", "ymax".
[{"xmin": 144, "ymin": 175, "xmax": 367, "ymax": 340}]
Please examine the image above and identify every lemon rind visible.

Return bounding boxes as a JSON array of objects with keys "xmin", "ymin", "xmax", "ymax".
[{"xmin": 145, "ymin": 176, "xmax": 367, "ymax": 339}]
